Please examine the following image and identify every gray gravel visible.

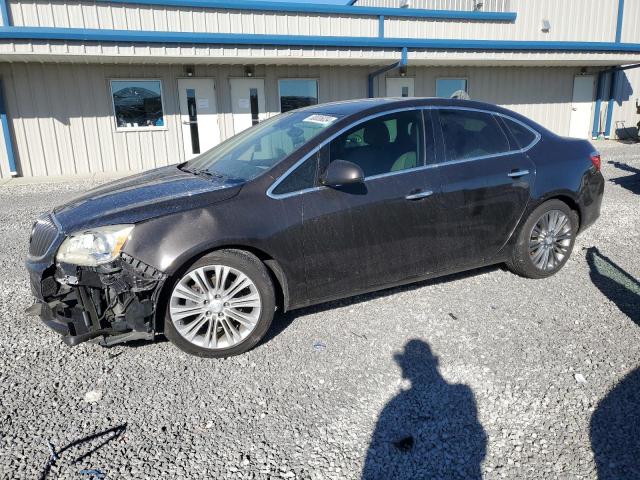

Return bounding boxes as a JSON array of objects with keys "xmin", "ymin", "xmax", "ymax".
[{"xmin": 1, "ymin": 141, "xmax": 639, "ymax": 479}]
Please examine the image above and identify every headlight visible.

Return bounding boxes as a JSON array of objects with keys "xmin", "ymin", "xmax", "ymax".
[{"xmin": 56, "ymin": 224, "xmax": 134, "ymax": 266}]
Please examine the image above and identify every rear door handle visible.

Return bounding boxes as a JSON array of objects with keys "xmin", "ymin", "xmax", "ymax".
[
  {"xmin": 405, "ymin": 190, "xmax": 434, "ymax": 200},
  {"xmin": 508, "ymin": 169, "xmax": 530, "ymax": 178}
]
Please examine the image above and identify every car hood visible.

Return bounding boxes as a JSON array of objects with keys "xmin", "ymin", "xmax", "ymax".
[{"xmin": 53, "ymin": 165, "xmax": 243, "ymax": 233}]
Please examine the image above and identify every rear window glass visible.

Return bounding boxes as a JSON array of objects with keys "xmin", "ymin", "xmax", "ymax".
[
  {"xmin": 503, "ymin": 117, "xmax": 537, "ymax": 149},
  {"xmin": 438, "ymin": 109, "xmax": 510, "ymax": 162}
]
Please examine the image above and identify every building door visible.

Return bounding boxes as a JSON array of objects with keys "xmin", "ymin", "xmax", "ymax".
[
  {"xmin": 230, "ymin": 78, "xmax": 266, "ymax": 134},
  {"xmin": 569, "ymin": 75, "xmax": 595, "ymax": 138},
  {"xmin": 178, "ymin": 78, "xmax": 220, "ymax": 160},
  {"xmin": 386, "ymin": 77, "xmax": 414, "ymax": 97}
]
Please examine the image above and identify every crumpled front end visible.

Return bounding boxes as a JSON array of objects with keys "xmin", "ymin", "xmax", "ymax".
[{"xmin": 25, "ymin": 214, "xmax": 167, "ymax": 347}]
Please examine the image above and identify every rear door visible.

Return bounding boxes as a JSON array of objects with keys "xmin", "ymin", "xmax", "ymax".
[{"xmin": 430, "ymin": 108, "xmax": 536, "ymax": 268}]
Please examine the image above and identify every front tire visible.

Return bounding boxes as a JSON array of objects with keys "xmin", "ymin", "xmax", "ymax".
[
  {"xmin": 164, "ymin": 249, "xmax": 275, "ymax": 358},
  {"xmin": 506, "ymin": 200, "xmax": 579, "ymax": 279}
]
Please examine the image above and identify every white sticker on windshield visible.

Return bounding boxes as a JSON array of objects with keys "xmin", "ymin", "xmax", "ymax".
[{"xmin": 303, "ymin": 114, "xmax": 338, "ymax": 126}]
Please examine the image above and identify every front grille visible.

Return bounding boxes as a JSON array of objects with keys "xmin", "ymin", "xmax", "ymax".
[{"xmin": 29, "ymin": 215, "xmax": 60, "ymax": 258}]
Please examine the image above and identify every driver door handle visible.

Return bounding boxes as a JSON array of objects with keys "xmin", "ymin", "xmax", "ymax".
[
  {"xmin": 508, "ymin": 169, "xmax": 530, "ymax": 178},
  {"xmin": 405, "ymin": 190, "xmax": 434, "ymax": 201}
]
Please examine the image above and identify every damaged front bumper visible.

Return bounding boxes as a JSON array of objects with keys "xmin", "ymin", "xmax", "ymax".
[{"xmin": 25, "ymin": 223, "xmax": 167, "ymax": 347}]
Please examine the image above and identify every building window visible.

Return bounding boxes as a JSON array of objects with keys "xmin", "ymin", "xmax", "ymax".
[
  {"xmin": 436, "ymin": 78, "xmax": 468, "ymax": 99},
  {"xmin": 110, "ymin": 79, "xmax": 165, "ymax": 130},
  {"xmin": 279, "ymin": 79, "xmax": 319, "ymax": 113}
]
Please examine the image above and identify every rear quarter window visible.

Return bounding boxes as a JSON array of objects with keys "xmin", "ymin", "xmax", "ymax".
[{"xmin": 502, "ymin": 117, "xmax": 538, "ymax": 149}]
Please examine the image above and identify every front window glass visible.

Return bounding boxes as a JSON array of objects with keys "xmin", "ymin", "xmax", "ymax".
[
  {"xmin": 111, "ymin": 80, "xmax": 164, "ymax": 129},
  {"xmin": 185, "ymin": 112, "xmax": 339, "ymax": 183},
  {"xmin": 279, "ymin": 79, "xmax": 319, "ymax": 113},
  {"xmin": 329, "ymin": 110, "xmax": 424, "ymax": 178},
  {"xmin": 438, "ymin": 109, "xmax": 510, "ymax": 161},
  {"xmin": 436, "ymin": 78, "xmax": 468, "ymax": 99}
]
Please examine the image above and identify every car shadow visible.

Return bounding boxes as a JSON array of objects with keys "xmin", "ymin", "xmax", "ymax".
[
  {"xmin": 607, "ymin": 161, "xmax": 640, "ymax": 195},
  {"xmin": 586, "ymin": 247, "xmax": 640, "ymax": 479},
  {"xmin": 361, "ymin": 339, "xmax": 486, "ymax": 479},
  {"xmin": 262, "ymin": 265, "xmax": 500, "ymax": 345}
]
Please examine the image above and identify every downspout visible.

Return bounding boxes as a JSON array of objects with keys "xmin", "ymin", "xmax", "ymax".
[
  {"xmin": 592, "ymin": 71, "xmax": 607, "ymax": 139},
  {"xmin": 599, "ymin": 63, "xmax": 640, "ymax": 139},
  {"xmin": 367, "ymin": 47, "xmax": 408, "ymax": 98},
  {"xmin": 604, "ymin": 70, "xmax": 620, "ymax": 139},
  {"xmin": 0, "ymin": 79, "xmax": 17, "ymax": 176}
]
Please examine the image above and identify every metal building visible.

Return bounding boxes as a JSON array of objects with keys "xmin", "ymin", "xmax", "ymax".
[{"xmin": 0, "ymin": 0, "xmax": 638, "ymax": 178}]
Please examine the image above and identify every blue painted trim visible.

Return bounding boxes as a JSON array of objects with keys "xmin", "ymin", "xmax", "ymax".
[
  {"xmin": 3, "ymin": 27, "xmax": 640, "ymax": 53},
  {"xmin": 0, "ymin": 79, "xmax": 17, "ymax": 174},
  {"xmin": 95, "ymin": 0, "xmax": 517, "ymax": 21},
  {"xmin": 615, "ymin": 0, "xmax": 624, "ymax": 43},
  {"xmin": 367, "ymin": 46, "xmax": 407, "ymax": 98},
  {"xmin": 592, "ymin": 71, "xmax": 606, "ymax": 138},
  {"xmin": 0, "ymin": 0, "xmax": 11, "ymax": 27},
  {"xmin": 604, "ymin": 70, "xmax": 621, "ymax": 137},
  {"xmin": 378, "ymin": 15, "xmax": 384, "ymax": 38}
]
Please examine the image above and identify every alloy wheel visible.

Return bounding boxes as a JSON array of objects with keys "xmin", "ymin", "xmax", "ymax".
[
  {"xmin": 528, "ymin": 209, "xmax": 573, "ymax": 271},
  {"xmin": 169, "ymin": 265, "xmax": 262, "ymax": 349}
]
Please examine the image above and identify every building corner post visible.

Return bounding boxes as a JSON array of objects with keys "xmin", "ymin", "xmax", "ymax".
[
  {"xmin": 0, "ymin": 0, "xmax": 11, "ymax": 27},
  {"xmin": 604, "ymin": 70, "xmax": 621, "ymax": 139},
  {"xmin": 0, "ymin": 79, "xmax": 18, "ymax": 176}
]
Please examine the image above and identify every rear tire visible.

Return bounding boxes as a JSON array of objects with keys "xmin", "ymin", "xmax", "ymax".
[
  {"xmin": 506, "ymin": 200, "xmax": 579, "ymax": 279},
  {"xmin": 164, "ymin": 249, "xmax": 275, "ymax": 358}
]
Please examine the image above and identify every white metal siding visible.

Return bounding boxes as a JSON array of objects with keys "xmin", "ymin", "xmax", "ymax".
[
  {"xmin": 385, "ymin": 0, "xmax": 619, "ymax": 42},
  {"xmin": 7, "ymin": 0, "xmax": 628, "ymax": 43},
  {"xmin": 621, "ymin": 0, "xmax": 640, "ymax": 44},
  {"xmin": 0, "ymin": 62, "xmax": 583, "ymax": 178},
  {"xmin": 355, "ymin": 0, "xmax": 511, "ymax": 12},
  {"xmin": 8, "ymin": 1, "xmax": 378, "ymax": 37}
]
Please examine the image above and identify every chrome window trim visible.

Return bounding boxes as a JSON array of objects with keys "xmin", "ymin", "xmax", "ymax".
[{"xmin": 266, "ymin": 105, "xmax": 541, "ymax": 200}]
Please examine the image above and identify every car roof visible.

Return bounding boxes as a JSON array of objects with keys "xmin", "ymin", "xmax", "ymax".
[{"xmin": 299, "ymin": 97, "xmax": 506, "ymax": 117}]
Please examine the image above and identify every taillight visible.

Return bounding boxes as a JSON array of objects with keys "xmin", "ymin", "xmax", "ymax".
[{"xmin": 590, "ymin": 152, "xmax": 601, "ymax": 171}]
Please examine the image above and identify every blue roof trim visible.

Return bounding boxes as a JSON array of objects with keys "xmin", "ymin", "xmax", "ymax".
[
  {"xmin": 95, "ymin": 0, "xmax": 517, "ymax": 21},
  {"xmin": 2, "ymin": 27, "xmax": 640, "ymax": 53},
  {"xmin": 615, "ymin": 0, "xmax": 625, "ymax": 43}
]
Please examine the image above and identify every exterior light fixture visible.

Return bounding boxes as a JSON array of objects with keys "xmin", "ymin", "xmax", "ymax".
[
  {"xmin": 245, "ymin": 66, "xmax": 255, "ymax": 77},
  {"xmin": 542, "ymin": 19, "xmax": 551, "ymax": 33},
  {"xmin": 185, "ymin": 65, "xmax": 195, "ymax": 77}
]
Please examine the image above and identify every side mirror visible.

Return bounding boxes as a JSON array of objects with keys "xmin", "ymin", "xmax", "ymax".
[{"xmin": 320, "ymin": 160, "xmax": 365, "ymax": 187}]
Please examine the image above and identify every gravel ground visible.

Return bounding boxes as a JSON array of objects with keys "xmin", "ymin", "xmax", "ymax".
[{"xmin": 1, "ymin": 141, "xmax": 639, "ymax": 480}]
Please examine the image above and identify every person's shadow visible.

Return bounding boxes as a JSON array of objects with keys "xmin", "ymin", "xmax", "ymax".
[{"xmin": 362, "ymin": 340, "xmax": 486, "ymax": 480}]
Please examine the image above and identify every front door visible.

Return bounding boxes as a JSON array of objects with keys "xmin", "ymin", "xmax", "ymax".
[
  {"xmin": 430, "ymin": 108, "xmax": 535, "ymax": 269},
  {"xmin": 569, "ymin": 75, "xmax": 595, "ymax": 139},
  {"xmin": 178, "ymin": 78, "xmax": 220, "ymax": 160},
  {"xmin": 230, "ymin": 78, "xmax": 266, "ymax": 134},
  {"xmin": 300, "ymin": 109, "xmax": 442, "ymax": 301},
  {"xmin": 386, "ymin": 77, "xmax": 415, "ymax": 97}
]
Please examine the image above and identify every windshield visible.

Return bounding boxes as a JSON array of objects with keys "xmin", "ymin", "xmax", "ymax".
[{"xmin": 184, "ymin": 111, "xmax": 341, "ymax": 182}]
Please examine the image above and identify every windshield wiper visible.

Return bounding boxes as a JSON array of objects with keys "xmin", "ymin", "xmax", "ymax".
[{"xmin": 183, "ymin": 167, "xmax": 225, "ymax": 180}]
